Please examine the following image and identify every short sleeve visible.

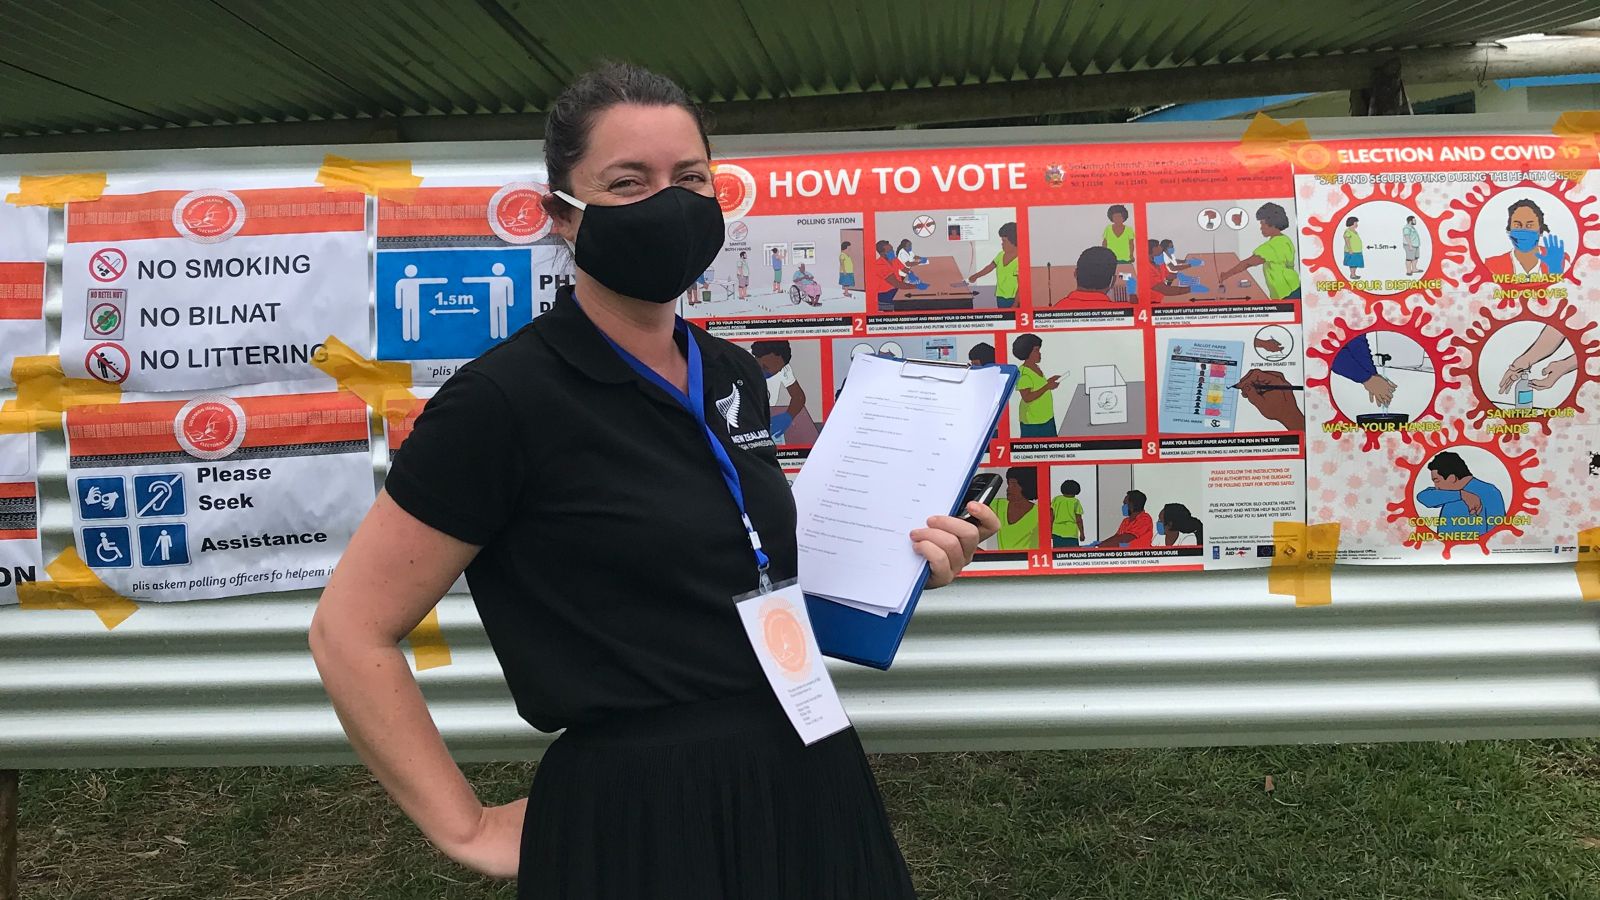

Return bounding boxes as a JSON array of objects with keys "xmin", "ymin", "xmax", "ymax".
[{"xmin": 385, "ymin": 370, "xmax": 526, "ymax": 545}]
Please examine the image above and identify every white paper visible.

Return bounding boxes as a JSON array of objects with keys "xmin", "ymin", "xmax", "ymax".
[
  {"xmin": 0, "ymin": 431, "xmax": 41, "ymax": 604},
  {"xmin": 791, "ymin": 354, "xmax": 1009, "ymax": 612},
  {"xmin": 735, "ymin": 583, "xmax": 850, "ymax": 745}
]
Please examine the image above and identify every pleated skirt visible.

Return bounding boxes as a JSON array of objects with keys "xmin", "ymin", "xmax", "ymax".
[{"xmin": 518, "ymin": 691, "xmax": 918, "ymax": 899}]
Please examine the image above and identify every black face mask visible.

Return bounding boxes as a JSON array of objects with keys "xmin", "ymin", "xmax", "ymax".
[{"xmin": 554, "ymin": 186, "xmax": 725, "ymax": 303}]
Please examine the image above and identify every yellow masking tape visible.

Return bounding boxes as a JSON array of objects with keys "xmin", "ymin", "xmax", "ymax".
[
  {"xmin": 5, "ymin": 172, "xmax": 107, "ymax": 208},
  {"xmin": 1231, "ymin": 112, "xmax": 1337, "ymax": 175},
  {"xmin": 315, "ymin": 155, "xmax": 422, "ymax": 203},
  {"xmin": 0, "ymin": 355, "xmax": 122, "ymax": 434},
  {"xmin": 406, "ymin": 606, "xmax": 453, "ymax": 671},
  {"xmin": 1552, "ymin": 111, "xmax": 1600, "ymax": 147},
  {"xmin": 1268, "ymin": 521, "xmax": 1340, "ymax": 607},
  {"xmin": 310, "ymin": 336, "xmax": 417, "ymax": 425},
  {"xmin": 1577, "ymin": 527, "xmax": 1600, "ymax": 602},
  {"xmin": 17, "ymin": 547, "xmax": 139, "ymax": 630}
]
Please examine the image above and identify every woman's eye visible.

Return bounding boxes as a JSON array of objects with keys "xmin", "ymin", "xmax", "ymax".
[
  {"xmin": 610, "ymin": 179, "xmax": 643, "ymax": 191},
  {"xmin": 680, "ymin": 173, "xmax": 708, "ymax": 184}
]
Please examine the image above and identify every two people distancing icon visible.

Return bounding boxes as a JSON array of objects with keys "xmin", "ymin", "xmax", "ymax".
[{"xmin": 393, "ymin": 263, "xmax": 516, "ymax": 342}]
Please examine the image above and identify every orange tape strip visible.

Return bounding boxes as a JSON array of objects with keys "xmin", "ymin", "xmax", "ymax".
[
  {"xmin": 406, "ymin": 606, "xmax": 453, "ymax": 671},
  {"xmin": 5, "ymin": 172, "xmax": 107, "ymax": 208},
  {"xmin": 1577, "ymin": 526, "xmax": 1600, "ymax": 602},
  {"xmin": 315, "ymin": 155, "xmax": 422, "ymax": 204},
  {"xmin": 16, "ymin": 547, "xmax": 139, "ymax": 629},
  {"xmin": 310, "ymin": 336, "xmax": 417, "ymax": 425},
  {"xmin": 1230, "ymin": 112, "xmax": 1338, "ymax": 176},
  {"xmin": 0, "ymin": 355, "xmax": 122, "ymax": 434},
  {"xmin": 1268, "ymin": 521, "xmax": 1341, "ymax": 607}
]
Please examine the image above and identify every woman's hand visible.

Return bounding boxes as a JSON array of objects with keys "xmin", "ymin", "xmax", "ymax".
[
  {"xmin": 912, "ymin": 503, "xmax": 999, "ymax": 588},
  {"xmin": 436, "ymin": 799, "xmax": 527, "ymax": 880}
]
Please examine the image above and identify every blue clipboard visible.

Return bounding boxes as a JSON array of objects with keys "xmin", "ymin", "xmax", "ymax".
[{"xmin": 805, "ymin": 358, "xmax": 1020, "ymax": 670}]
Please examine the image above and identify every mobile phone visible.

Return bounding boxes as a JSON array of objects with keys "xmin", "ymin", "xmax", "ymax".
[{"xmin": 956, "ymin": 473, "xmax": 1003, "ymax": 524}]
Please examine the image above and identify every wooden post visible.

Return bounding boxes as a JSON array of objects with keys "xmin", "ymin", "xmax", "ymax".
[{"xmin": 0, "ymin": 769, "xmax": 17, "ymax": 900}]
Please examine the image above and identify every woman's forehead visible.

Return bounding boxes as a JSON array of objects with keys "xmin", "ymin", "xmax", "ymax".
[{"xmin": 580, "ymin": 104, "xmax": 707, "ymax": 171}]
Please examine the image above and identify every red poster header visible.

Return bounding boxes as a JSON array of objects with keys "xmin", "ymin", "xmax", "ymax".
[{"xmin": 67, "ymin": 187, "xmax": 366, "ymax": 244}]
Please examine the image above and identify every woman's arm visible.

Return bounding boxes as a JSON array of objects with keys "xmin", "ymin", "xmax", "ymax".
[
  {"xmin": 309, "ymin": 491, "xmax": 521, "ymax": 878},
  {"xmin": 785, "ymin": 382, "xmax": 807, "ymax": 416},
  {"xmin": 968, "ymin": 260, "xmax": 997, "ymax": 282}
]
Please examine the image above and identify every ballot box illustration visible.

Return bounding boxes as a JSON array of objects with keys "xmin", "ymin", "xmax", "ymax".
[{"xmin": 1084, "ymin": 364, "xmax": 1129, "ymax": 426}]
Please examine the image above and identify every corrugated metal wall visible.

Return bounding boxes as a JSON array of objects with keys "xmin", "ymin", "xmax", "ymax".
[{"xmin": 1, "ymin": 116, "xmax": 1597, "ymax": 770}]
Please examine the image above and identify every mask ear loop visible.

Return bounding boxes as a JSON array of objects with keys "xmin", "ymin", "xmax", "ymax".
[{"xmin": 552, "ymin": 189, "xmax": 588, "ymax": 210}]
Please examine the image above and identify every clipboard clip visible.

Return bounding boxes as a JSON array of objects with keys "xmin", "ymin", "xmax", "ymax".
[{"xmin": 899, "ymin": 357, "xmax": 972, "ymax": 383}]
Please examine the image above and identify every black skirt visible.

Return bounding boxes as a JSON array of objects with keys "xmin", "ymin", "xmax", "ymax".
[{"xmin": 518, "ymin": 691, "xmax": 918, "ymax": 899}]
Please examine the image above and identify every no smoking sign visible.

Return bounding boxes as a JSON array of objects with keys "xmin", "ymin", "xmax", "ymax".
[{"xmin": 90, "ymin": 247, "xmax": 127, "ymax": 282}]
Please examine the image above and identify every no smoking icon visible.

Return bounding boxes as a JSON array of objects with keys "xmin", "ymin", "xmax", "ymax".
[{"xmin": 90, "ymin": 248, "xmax": 127, "ymax": 282}]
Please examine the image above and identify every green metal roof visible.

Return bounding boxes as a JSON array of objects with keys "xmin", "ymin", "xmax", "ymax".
[{"xmin": 1, "ymin": 0, "xmax": 1598, "ymax": 141}]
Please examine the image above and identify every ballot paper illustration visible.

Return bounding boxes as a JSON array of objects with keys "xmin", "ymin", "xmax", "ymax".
[
  {"xmin": 1083, "ymin": 364, "xmax": 1128, "ymax": 426},
  {"xmin": 1159, "ymin": 339, "xmax": 1244, "ymax": 433}
]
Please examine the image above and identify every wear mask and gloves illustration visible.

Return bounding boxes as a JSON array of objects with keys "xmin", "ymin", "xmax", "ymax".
[{"xmin": 1507, "ymin": 228, "xmax": 1565, "ymax": 275}]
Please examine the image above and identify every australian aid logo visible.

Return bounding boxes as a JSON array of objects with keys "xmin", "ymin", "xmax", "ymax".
[{"xmin": 59, "ymin": 186, "xmax": 370, "ymax": 392}]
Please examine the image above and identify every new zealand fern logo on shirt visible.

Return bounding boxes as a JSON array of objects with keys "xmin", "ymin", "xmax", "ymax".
[{"xmin": 719, "ymin": 383, "xmax": 774, "ymax": 450}]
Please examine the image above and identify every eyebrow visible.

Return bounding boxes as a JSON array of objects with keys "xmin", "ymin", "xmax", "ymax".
[{"xmin": 599, "ymin": 158, "xmax": 710, "ymax": 175}]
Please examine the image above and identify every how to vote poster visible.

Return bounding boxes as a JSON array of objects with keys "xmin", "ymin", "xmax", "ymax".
[
  {"xmin": 0, "ymin": 431, "xmax": 40, "ymax": 604},
  {"xmin": 59, "ymin": 186, "xmax": 370, "ymax": 391},
  {"xmin": 689, "ymin": 143, "xmax": 1308, "ymax": 575},
  {"xmin": 0, "ymin": 203, "xmax": 48, "ymax": 387},
  {"xmin": 64, "ymin": 390, "xmax": 375, "ymax": 600},
  {"xmin": 1299, "ymin": 136, "xmax": 1600, "ymax": 564},
  {"xmin": 375, "ymin": 180, "xmax": 573, "ymax": 383}
]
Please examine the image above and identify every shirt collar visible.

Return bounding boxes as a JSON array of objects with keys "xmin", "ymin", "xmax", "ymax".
[{"xmin": 534, "ymin": 284, "xmax": 728, "ymax": 387}]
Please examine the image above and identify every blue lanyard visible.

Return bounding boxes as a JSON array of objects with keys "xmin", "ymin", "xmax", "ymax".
[{"xmin": 597, "ymin": 314, "xmax": 773, "ymax": 592}]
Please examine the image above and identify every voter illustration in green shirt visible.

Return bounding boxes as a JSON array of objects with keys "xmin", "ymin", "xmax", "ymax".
[
  {"xmin": 1218, "ymin": 202, "xmax": 1302, "ymax": 301},
  {"xmin": 1050, "ymin": 479, "xmax": 1086, "ymax": 548},
  {"xmin": 987, "ymin": 466, "xmax": 1041, "ymax": 550},
  {"xmin": 1011, "ymin": 333, "xmax": 1060, "ymax": 439},
  {"xmin": 1101, "ymin": 205, "xmax": 1135, "ymax": 264}
]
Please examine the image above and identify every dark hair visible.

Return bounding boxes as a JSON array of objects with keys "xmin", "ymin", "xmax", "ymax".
[
  {"xmin": 1159, "ymin": 502, "xmax": 1203, "ymax": 543},
  {"xmin": 1125, "ymin": 489, "xmax": 1147, "ymax": 513},
  {"xmin": 1255, "ymin": 202, "xmax": 1290, "ymax": 232},
  {"xmin": 1148, "ymin": 239, "xmax": 1162, "ymax": 262},
  {"xmin": 1505, "ymin": 199, "xmax": 1548, "ymax": 233},
  {"xmin": 1160, "ymin": 239, "xmax": 1175, "ymax": 252},
  {"xmin": 1406, "ymin": 215, "xmax": 1417, "ymax": 224},
  {"xmin": 1075, "ymin": 245, "xmax": 1118, "ymax": 291},
  {"xmin": 750, "ymin": 340, "xmax": 792, "ymax": 363},
  {"xmin": 1005, "ymin": 466, "xmax": 1038, "ymax": 501},
  {"xmin": 1011, "ymin": 333, "xmax": 1043, "ymax": 360},
  {"xmin": 739, "ymin": 250, "xmax": 747, "ymax": 257},
  {"xmin": 542, "ymin": 62, "xmax": 709, "ymax": 201},
  {"xmin": 1059, "ymin": 479, "xmax": 1080, "ymax": 496},
  {"xmin": 1107, "ymin": 205, "xmax": 1129, "ymax": 221},
  {"xmin": 1345, "ymin": 216, "xmax": 1359, "ymax": 227},
  {"xmin": 897, "ymin": 238, "xmax": 913, "ymax": 251},
  {"xmin": 875, "ymin": 239, "xmax": 893, "ymax": 255},
  {"xmin": 998, "ymin": 221, "xmax": 1018, "ymax": 244},
  {"xmin": 968, "ymin": 342, "xmax": 996, "ymax": 366},
  {"xmin": 1427, "ymin": 450, "xmax": 1472, "ymax": 480},
  {"xmin": 771, "ymin": 247, "xmax": 780, "ymax": 255},
  {"xmin": 841, "ymin": 241, "xmax": 851, "ymax": 250}
]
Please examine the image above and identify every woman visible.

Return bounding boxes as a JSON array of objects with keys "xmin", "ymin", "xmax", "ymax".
[
  {"xmin": 895, "ymin": 238, "xmax": 927, "ymax": 269},
  {"xmin": 309, "ymin": 62, "xmax": 998, "ymax": 900},
  {"xmin": 967, "ymin": 221, "xmax": 1020, "ymax": 308},
  {"xmin": 1486, "ymin": 199, "xmax": 1564, "ymax": 279},
  {"xmin": 1156, "ymin": 502, "xmax": 1203, "ymax": 547},
  {"xmin": 1101, "ymin": 204, "xmax": 1134, "ymax": 264},
  {"xmin": 736, "ymin": 249, "xmax": 750, "ymax": 299},
  {"xmin": 770, "ymin": 246, "xmax": 784, "ymax": 292},
  {"xmin": 1218, "ymin": 202, "xmax": 1301, "ymax": 301},
  {"xmin": 1011, "ymin": 332, "xmax": 1059, "ymax": 439},
  {"xmin": 1050, "ymin": 479, "xmax": 1085, "ymax": 547},
  {"xmin": 1342, "ymin": 216, "xmax": 1364, "ymax": 277},
  {"xmin": 986, "ymin": 466, "xmax": 1040, "ymax": 550},
  {"xmin": 838, "ymin": 240, "xmax": 855, "ymax": 290}
]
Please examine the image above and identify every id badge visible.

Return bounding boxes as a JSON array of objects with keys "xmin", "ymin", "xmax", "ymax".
[{"xmin": 734, "ymin": 579, "xmax": 852, "ymax": 745}]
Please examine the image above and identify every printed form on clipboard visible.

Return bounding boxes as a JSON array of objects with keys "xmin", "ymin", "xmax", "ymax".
[{"xmin": 792, "ymin": 354, "xmax": 1017, "ymax": 619}]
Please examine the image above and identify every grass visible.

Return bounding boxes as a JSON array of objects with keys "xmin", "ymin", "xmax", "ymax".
[{"xmin": 14, "ymin": 740, "xmax": 1600, "ymax": 899}]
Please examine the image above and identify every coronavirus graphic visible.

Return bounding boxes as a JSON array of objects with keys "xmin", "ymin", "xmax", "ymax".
[
  {"xmin": 1306, "ymin": 303, "xmax": 1464, "ymax": 451},
  {"xmin": 1384, "ymin": 423, "xmax": 1546, "ymax": 558},
  {"xmin": 1303, "ymin": 181, "xmax": 1457, "ymax": 312},
  {"xmin": 1442, "ymin": 176, "xmax": 1600, "ymax": 307},
  {"xmin": 1458, "ymin": 296, "xmax": 1600, "ymax": 434}
]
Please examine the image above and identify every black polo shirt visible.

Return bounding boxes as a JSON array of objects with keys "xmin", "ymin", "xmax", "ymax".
[{"xmin": 384, "ymin": 285, "xmax": 795, "ymax": 732}]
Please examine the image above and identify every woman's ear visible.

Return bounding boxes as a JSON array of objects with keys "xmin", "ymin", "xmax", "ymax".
[{"xmin": 543, "ymin": 192, "xmax": 579, "ymax": 243}]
